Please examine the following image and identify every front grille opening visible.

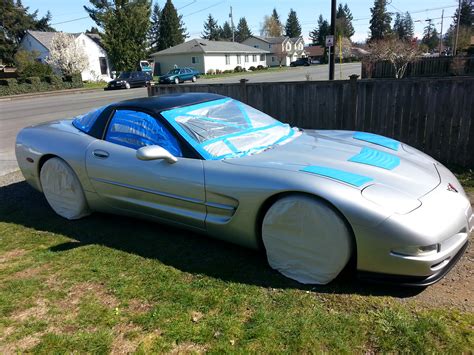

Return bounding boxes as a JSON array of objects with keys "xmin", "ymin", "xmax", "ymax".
[{"xmin": 431, "ymin": 257, "xmax": 450, "ymax": 270}]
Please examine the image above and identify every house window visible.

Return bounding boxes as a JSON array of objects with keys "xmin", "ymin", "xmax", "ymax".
[
  {"xmin": 192, "ymin": 56, "xmax": 199, "ymax": 64},
  {"xmin": 260, "ymin": 54, "xmax": 265, "ymax": 61},
  {"xmin": 225, "ymin": 54, "xmax": 230, "ymax": 65},
  {"xmin": 268, "ymin": 44, "xmax": 271, "ymax": 49},
  {"xmin": 245, "ymin": 55, "xmax": 249, "ymax": 62},
  {"xmin": 252, "ymin": 55, "xmax": 257, "ymax": 62},
  {"xmin": 254, "ymin": 45, "xmax": 259, "ymax": 48},
  {"xmin": 237, "ymin": 55, "xmax": 241, "ymax": 64},
  {"xmin": 272, "ymin": 56, "xmax": 275, "ymax": 62},
  {"xmin": 99, "ymin": 57, "xmax": 108, "ymax": 75}
]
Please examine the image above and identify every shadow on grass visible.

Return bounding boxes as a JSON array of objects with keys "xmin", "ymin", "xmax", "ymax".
[{"xmin": 0, "ymin": 180, "xmax": 424, "ymax": 298}]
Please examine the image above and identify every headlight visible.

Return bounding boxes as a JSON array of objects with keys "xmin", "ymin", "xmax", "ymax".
[
  {"xmin": 361, "ymin": 184, "xmax": 421, "ymax": 214},
  {"xmin": 391, "ymin": 244, "xmax": 439, "ymax": 257}
]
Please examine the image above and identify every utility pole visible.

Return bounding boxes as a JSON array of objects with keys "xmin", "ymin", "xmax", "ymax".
[
  {"xmin": 439, "ymin": 9, "xmax": 444, "ymax": 54},
  {"xmin": 329, "ymin": 0, "xmax": 336, "ymax": 80},
  {"xmin": 229, "ymin": 6, "xmax": 235, "ymax": 42},
  {"xmin": 454, "ymin": 0, "xmax": 461, "ymax": 56}
]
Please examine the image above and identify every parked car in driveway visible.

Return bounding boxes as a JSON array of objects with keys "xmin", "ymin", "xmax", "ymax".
[
  {"xmin": 290, "ymin": 58, "xmax": 310, "ymax": 67},
  {"xmin": 159, "ymin": 68, "xmax": 200, "ymax": 84},
  {"xmin": 105, "ymin": 71, "xmax": 151, "ymax": 90}
]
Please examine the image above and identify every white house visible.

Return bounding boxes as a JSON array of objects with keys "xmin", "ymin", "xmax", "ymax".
[
  {"xmin": 151, "ymin": 39, "xmax": 269, "ymax": 75},
  {"xmin": 242, "ymin": 36, "xmax": 305, "ymax": 67},
  {"xmin": 19, "ymin": 30, "xmax": 112, "ymax": 82}
]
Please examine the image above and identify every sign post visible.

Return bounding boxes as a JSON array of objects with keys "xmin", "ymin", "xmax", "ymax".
[{"xmin": 326, "ymin": 35, "xmax": 334, "ymax": 80}]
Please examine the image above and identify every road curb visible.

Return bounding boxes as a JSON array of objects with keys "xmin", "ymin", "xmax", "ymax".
[{"xmin": 0, "ymin": 87, "xmax": 105, "ymax": 102}]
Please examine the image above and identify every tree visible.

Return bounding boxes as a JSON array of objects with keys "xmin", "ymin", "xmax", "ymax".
[
  {"xmin": 235, "ymin": 17, "xmax": 252, "ymax": 42},
  {"xmin": 336, "ymin": 3, "xmax": 354, "ymax": 39},
  {"xmin": 285, "ymin": 9, "xmax": 302, "ymax": 37},
  {"xmin": 309, "ymin": 14, "xmax": 330, "ymax": 45},
  {"xmin": 220, "ymin": 21, "xmax": 233, "ymax": 41},
  {"xmin": 46, "ymin": 33, "xmax": 88, "ymax": 76},
  {"xmin": 84, "ymin": 0, "xmax": 151, "ymax": 71},
  {"xmin": 444, "ymin": 0, "xmax": 473, "ymax": 53},
  {"xmin": 156, "ymin": 0, "xmax": 187, "ymax": 51},
  {"xmin": 403, "ymin": 12, "xmax": 414, "ymax": 40},
  {"xmin": 369, "ymin": 0, "xmax": 392, "ymax": 41},
  {"xmin": 148, "ymin": 3, "xmax": 161, "ymax": 53},
  {"xmin": 273, "ymin": 41, "xmax": 288, "ymax": 67},
  {"xmin": 261, "ymin": 15, "xmax": 283, "ymax": 37},
  {"xmin": 202, "ymin": 14, "xmax": 220, "ymax": 40},
  {"xmin": 0, "ymin": 0, "xmax": 54, "ymax": 65},
  {"xmin": 368, "ymin": 38, "xmax": 419, "ymax": 78},
  {"xmin": 85, "ymin": 26, "xmax": 100, "ymax": 34},
  {"xmin": 422, "ymin": 19, "xmax": 440, "ymax": 51},
  {"xmin": 393, "ymin": 12, "xmax": 413, "ymax": 40},
  {"xmin": 271, "ymin": 8, "xmax": 281, "ymax": 27}
]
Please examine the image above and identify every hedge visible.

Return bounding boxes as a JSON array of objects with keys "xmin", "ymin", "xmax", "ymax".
[{"xmin": 0, "ymin": 74, "xmax": 83, "ymax": 96}]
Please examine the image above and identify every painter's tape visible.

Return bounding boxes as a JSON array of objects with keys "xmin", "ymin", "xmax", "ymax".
[
  {"xmin": 353, "ymin": 132, "xmax": 400, "ymax": 151},
  {"xmin": 349, "ymin": 147, "xmax": 400, "ymax": 170},
  {"xmin": 301, "ymin": 166, "xmax": 373, "ymax": 187}
]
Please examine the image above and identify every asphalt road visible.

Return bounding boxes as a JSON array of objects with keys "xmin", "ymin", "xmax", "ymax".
[{"xmin": 0, "ymin": 63, "xmax": 361, "ymax": 175}]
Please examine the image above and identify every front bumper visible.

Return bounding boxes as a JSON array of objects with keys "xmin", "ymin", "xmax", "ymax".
[
  {"xmin": 354, "ymin": 163, "xmax": 472, "ymax": 283},
  {"xmin": 105, "ymin": 82, "xmax": 126, "ymax": 90}
]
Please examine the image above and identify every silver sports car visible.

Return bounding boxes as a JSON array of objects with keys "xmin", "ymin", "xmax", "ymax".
[{"xmin": 16, "ymin": 93, "xmax": 472, "ymax": 286}]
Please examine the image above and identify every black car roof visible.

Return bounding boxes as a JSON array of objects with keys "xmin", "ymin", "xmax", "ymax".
[{"xmin": 112, "ymin": 92, "xmax": 226, "ymax": 113}]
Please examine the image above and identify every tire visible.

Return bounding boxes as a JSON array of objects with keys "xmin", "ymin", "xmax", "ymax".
[
  {"xmin": 125, "ymin": 82, "xmax": 131, "ymax": 89},
  {"xmin": 191, "ymin": 76, "xmax": 197, "ymax": 82},
  {"xmin": 40, "ymin": 157, "xmax": 91, "ymax": 220},
  {"xmin": 174, "ymin": 77, "xmax": 180, "ymax": 84},
  {"xmin": 262, "ymin": 195, "xmax": 352, "ymax": 284}
]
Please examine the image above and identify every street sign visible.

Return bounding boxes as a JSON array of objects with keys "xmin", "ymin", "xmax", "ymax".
[{"xmin": 325, "ymin": 35, "xmax": 334, "ymax": 47}]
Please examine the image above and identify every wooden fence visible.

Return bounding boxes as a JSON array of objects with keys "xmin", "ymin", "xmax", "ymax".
[
  {"xmin": 149, "ymin": 76, "xmax": 474, "ymax": 168},
  {"xmin": 362, "ymin": 56, "xmax": 474, "ymax": 78}
]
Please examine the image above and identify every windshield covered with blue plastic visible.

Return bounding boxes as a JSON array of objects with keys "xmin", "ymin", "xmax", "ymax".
[
  {"xmin": 161, "ymin": 98, "xmax": 300, "ymax": 160},
  {"xmin": 72, "ymin": 106, "xmax": 106, "ymax": 133}
]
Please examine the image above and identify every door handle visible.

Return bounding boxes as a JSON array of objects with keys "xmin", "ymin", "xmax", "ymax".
[{"xmin": 93, "ymin": 150, "xmax": 109, "ymax": 159}]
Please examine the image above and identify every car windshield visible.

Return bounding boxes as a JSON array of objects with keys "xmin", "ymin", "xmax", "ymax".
[
  {"xmin": 72, "ymin": 106, "xmax": 107, "ymax": 133},
  {"xmin": 118, "ymin": 72, "xmax": 131, "ymax": 79},
  {"xmin": 168, "ymin": 69, "xmax": 180, "ymax": 75},
  {"xmin": 161, "ymin": 98, "xmax": 300, "ymax": 160}
]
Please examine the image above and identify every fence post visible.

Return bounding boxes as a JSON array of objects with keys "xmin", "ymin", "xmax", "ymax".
[
  {"xmin": 239, "ymin": 78, "xmax": 248, "ymax": 103},
  {"xmin": 349, "ymin": 74, "xmax": 359, "ymax": 129}
]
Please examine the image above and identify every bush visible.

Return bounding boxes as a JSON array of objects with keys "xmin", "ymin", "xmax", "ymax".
[
  {"xmin": 14, "ymin": 50, "xmax": 52, "ymax": 81},
  {"xmin": 0, "ymin": 78, "xmax": 18, "ymax": 87},
  {"xmin": 25, "ymin": 76, "xmax": 41, "ymax": 85},
  {"xmin": 215, "ymin": 69, "xmax": 222, "ymax": 74},
  {"xmin": 206, "ymin": 69, "xmax": 216, "ymax": 75},
  {"xmin": 256, "ymin": 65, "xmax": 266, "ymax": 70},
  {"xmin": 223, "ymin": 70, "xmax": 233, "ymax": 74},
  {"xmin": 45, "ymin": 75, "xmax": 63, "ymax": 87},
  {"xmin": 248, "ymin": 66, "xmax": 256, "ymax": 71},
  {"xmin": 234, "ymin": 65, "xmax": 243, "ymax": 72}
]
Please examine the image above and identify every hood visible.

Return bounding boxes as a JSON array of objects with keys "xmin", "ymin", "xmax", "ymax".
[
  {"xmin": 223, "ymin": 130, "xmax": 441, "ymax": 198},
  {"xmin": 160, "ymin": 74, "xmax": 176, "ymax": 80}
]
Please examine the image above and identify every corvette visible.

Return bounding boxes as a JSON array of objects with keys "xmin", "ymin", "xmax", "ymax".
[{"xmin": 16, "ymin": 93, "xmax": 472, "ymax": 286}]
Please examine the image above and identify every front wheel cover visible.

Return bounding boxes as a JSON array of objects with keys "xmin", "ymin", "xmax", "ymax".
[
  {"xmin": 262, "ymin": 195, "xmax": 352, "ymax": 284},
  {"xmin": 125, "ymin": 82, "xmax": 131, "ymax": 89},
  {"xmin": 174, "ymin": 77, "xmax": 179, "ymax": 84},
  {"xmin": 40, "ymin": 157, "xmax": 91, "ymax": 220}
]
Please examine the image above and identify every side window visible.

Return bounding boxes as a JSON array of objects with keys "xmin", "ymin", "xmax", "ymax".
[{"xmin": 105, "ymin": 110, "xmax": 183, "ymax": 157}]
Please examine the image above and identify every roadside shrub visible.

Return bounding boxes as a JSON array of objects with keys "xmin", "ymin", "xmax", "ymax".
[
  {"xmin": 223, "ymin": 70, "xmax": 233, "ymax": 74},
  {"xmin": 45, "ymin": 75, "xmax": 63, "ymax": 87},
  {"xmin": 248, "ymin": 66, "xmax": 256, "ymax": 71},
  {"xmin": 206, "ymin": 69, "xmax": 216, "ymax": 75},
  {"xmin": 215, "ymin": 69, "xmax": 222, "ymax": 74},
  {"xmin": 14, "ymin": 50, "xmax": 53, "ymax": 81},
  {"xmin": 25, "ymin": 76, "xmax": 41, "ymax": 85},
  {"xmin": 0, "ymin": 78, "xmax": 18, "ymax": 87},
  {"xmin": 257, "ymin": 65, "xmax": 266, "ymax": 70},
  {"xmin": 234, "ymin": 65, "xmax": 243, "ymax": 72},
  {"xmin": 63, "ymin": 73, "xmax": 83, "ymax": 88}
]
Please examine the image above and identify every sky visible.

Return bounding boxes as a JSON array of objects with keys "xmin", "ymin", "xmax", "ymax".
[{"xmin": 23, "ymin": 0, "xmax": 458, "ymax": 43}]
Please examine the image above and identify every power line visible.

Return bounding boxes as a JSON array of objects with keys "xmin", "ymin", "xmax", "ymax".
[
  {"xmin": 183, "ymin": 1, "xmax": 226, "ymax": 17},
  {"xmin": 51, "ymin": 16, "xmax": 89, "ymax": 25},
  {"xmin": 177, "ymin": 0, "xmax": 196, "ymax": 11}
]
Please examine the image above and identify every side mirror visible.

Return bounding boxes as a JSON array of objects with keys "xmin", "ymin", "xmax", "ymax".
[{"xmin": 136, "ymin": 145, "xmax": 178, "ymax": 164}]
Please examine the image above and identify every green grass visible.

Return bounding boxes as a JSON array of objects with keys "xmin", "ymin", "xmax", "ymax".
[
  {"xmin": 0, "ymin": 175, "xmax": 473, "ymax": 353},
  {"xmin": 201, "ymin": 66, "xmax": 291, "ymax": 80},
  {"xmin": 82, "ymin": 81, "xmax": 107, "ymax": 90}
]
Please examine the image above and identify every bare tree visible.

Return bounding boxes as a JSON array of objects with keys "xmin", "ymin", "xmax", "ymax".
[
  {"xmin": 46, "ymin": 33, "xmax": 88, "ymax": 76},
  {"xmin": 261, "ymin": 15, "xmax": 283, "ymax": 37},
  {"xmin": 273, "ymin": 42, "xmax": 288, "ymax": 67},
  {"xmin": 367, "ymin": 38, "xmax": 419, "ymax": 78}
]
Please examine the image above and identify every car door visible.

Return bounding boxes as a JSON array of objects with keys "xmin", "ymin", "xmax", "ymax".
[{"xmin": 85, "ymin": 108, "xmax": 206, "ymax": 230}]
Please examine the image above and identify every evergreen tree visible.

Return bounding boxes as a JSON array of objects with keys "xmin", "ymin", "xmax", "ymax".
[
  {"xmin": 403, "ymin": 12, "xmax": 414, "ymax": 40},
  {"xmin": 86, "ymin": 26, "xmax": 100, "ymax": 34},
  {"xmin": 235, "ymin": 17, "xmax": 252, "ymax": 42},
  {"xmin": 0, "ymin": 0, "xmax": 54, "ymax": 65},
  {"xmin": 85, "ymin": 0, "xmax": 151, "ymax": 71},
  {"xmin": 220, "ymin": 21, "xmax": 233, "ymax": 41},
  {"xmin": 393, "ymin": 12, "xmax": 414, "ymax": 41},
  {"xmin": 148, "ymin": 3, "xmax": 161, "ymax": 53},
  {"xmin": 156, "ymin": 0, "xmax": 187, "ymax": 51},
  {"xmin": 285, "ymin": 9, "xmax": 302, "ymax": 37},
  {"xmin": 271, "ymin": 8, "xmax": 282, "ymax": 28},
  {"xmin": 202, "ymin": 14, "xmax": 220, "ymax": 40},
  {"xmin": 444, "ymin": 0, "xmax": 473, "ymax": 51},
  {"xmin": 335, "ymin": 3, "xmax": 355, "ymax": 39},
  {"xmin": 369, "ymin": 0, "xmax": 392, "ymax": 41},
  {"xmin": 422, "ymin": 19, "xmax": 440, "ymax": 51},
  {"xmin": 309, "ymin": 14, "xmax": 330, "ymax": 45}
]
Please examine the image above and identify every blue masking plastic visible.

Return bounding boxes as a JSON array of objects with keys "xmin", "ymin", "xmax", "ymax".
[
  {"xmin": 301, "ymin": 166, "xmax": 373, "ymax": 187},
  {"xmin": 353, "ymin": 132, "xmax": 400, "ymax": 151},
  {"xmin": 349, "ymin": 147, "xmax": 400, "ymax": 170}
]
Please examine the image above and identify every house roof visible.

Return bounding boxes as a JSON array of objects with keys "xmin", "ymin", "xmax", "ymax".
[
  {"xmin": 25, "ymin": 30, "xmax": 80, "ymax": 50},
  {"xmin": 251, "ymin": 35, "xmax": 288, "ymax": 44},
  {"xmin": 305, "ymin": 45, "xmax": 324, "ymax": 57},
  {"xmin": 152, "ymin": 39, "xmax": 270, "ymax": 56},
  {"xmin": 85, "ymin": 33, "xmax": 104, "ymax": 48}
]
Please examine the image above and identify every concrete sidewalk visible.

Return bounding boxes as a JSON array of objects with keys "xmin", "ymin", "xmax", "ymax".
[{"xmin": 0, "ymin": 87, "xmax": 105, "ymax": 102}]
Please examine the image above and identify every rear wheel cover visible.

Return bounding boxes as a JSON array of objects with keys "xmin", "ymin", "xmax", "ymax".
[
  {"xmin": 40, "ymin": 158, "xmax": 90, "ymax": 220},
  {"xmin": 262, "ymin": 195, "xmax": 352, "ymax": 284}
]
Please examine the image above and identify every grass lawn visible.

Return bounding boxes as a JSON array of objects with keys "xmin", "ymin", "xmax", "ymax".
[
  {"xmin": 200, "ymin": 67, "xmax": 291, "ymax": 80},
  {"xmin": 0, "ymin": 171, "xmax": 473, "ymax": 353},
  {"xmin": 82, "ymin": 82, "xmax": 107, "ymax": 90}
]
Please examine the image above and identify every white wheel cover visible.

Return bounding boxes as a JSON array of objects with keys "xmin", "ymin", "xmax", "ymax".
[
  {"xmin": 262, "ymin": 195, "xmax": 352, "ymax": 284},
  {"xmin": 40, "ymin": 158, "xmax": 90, "ymax": 220}
]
